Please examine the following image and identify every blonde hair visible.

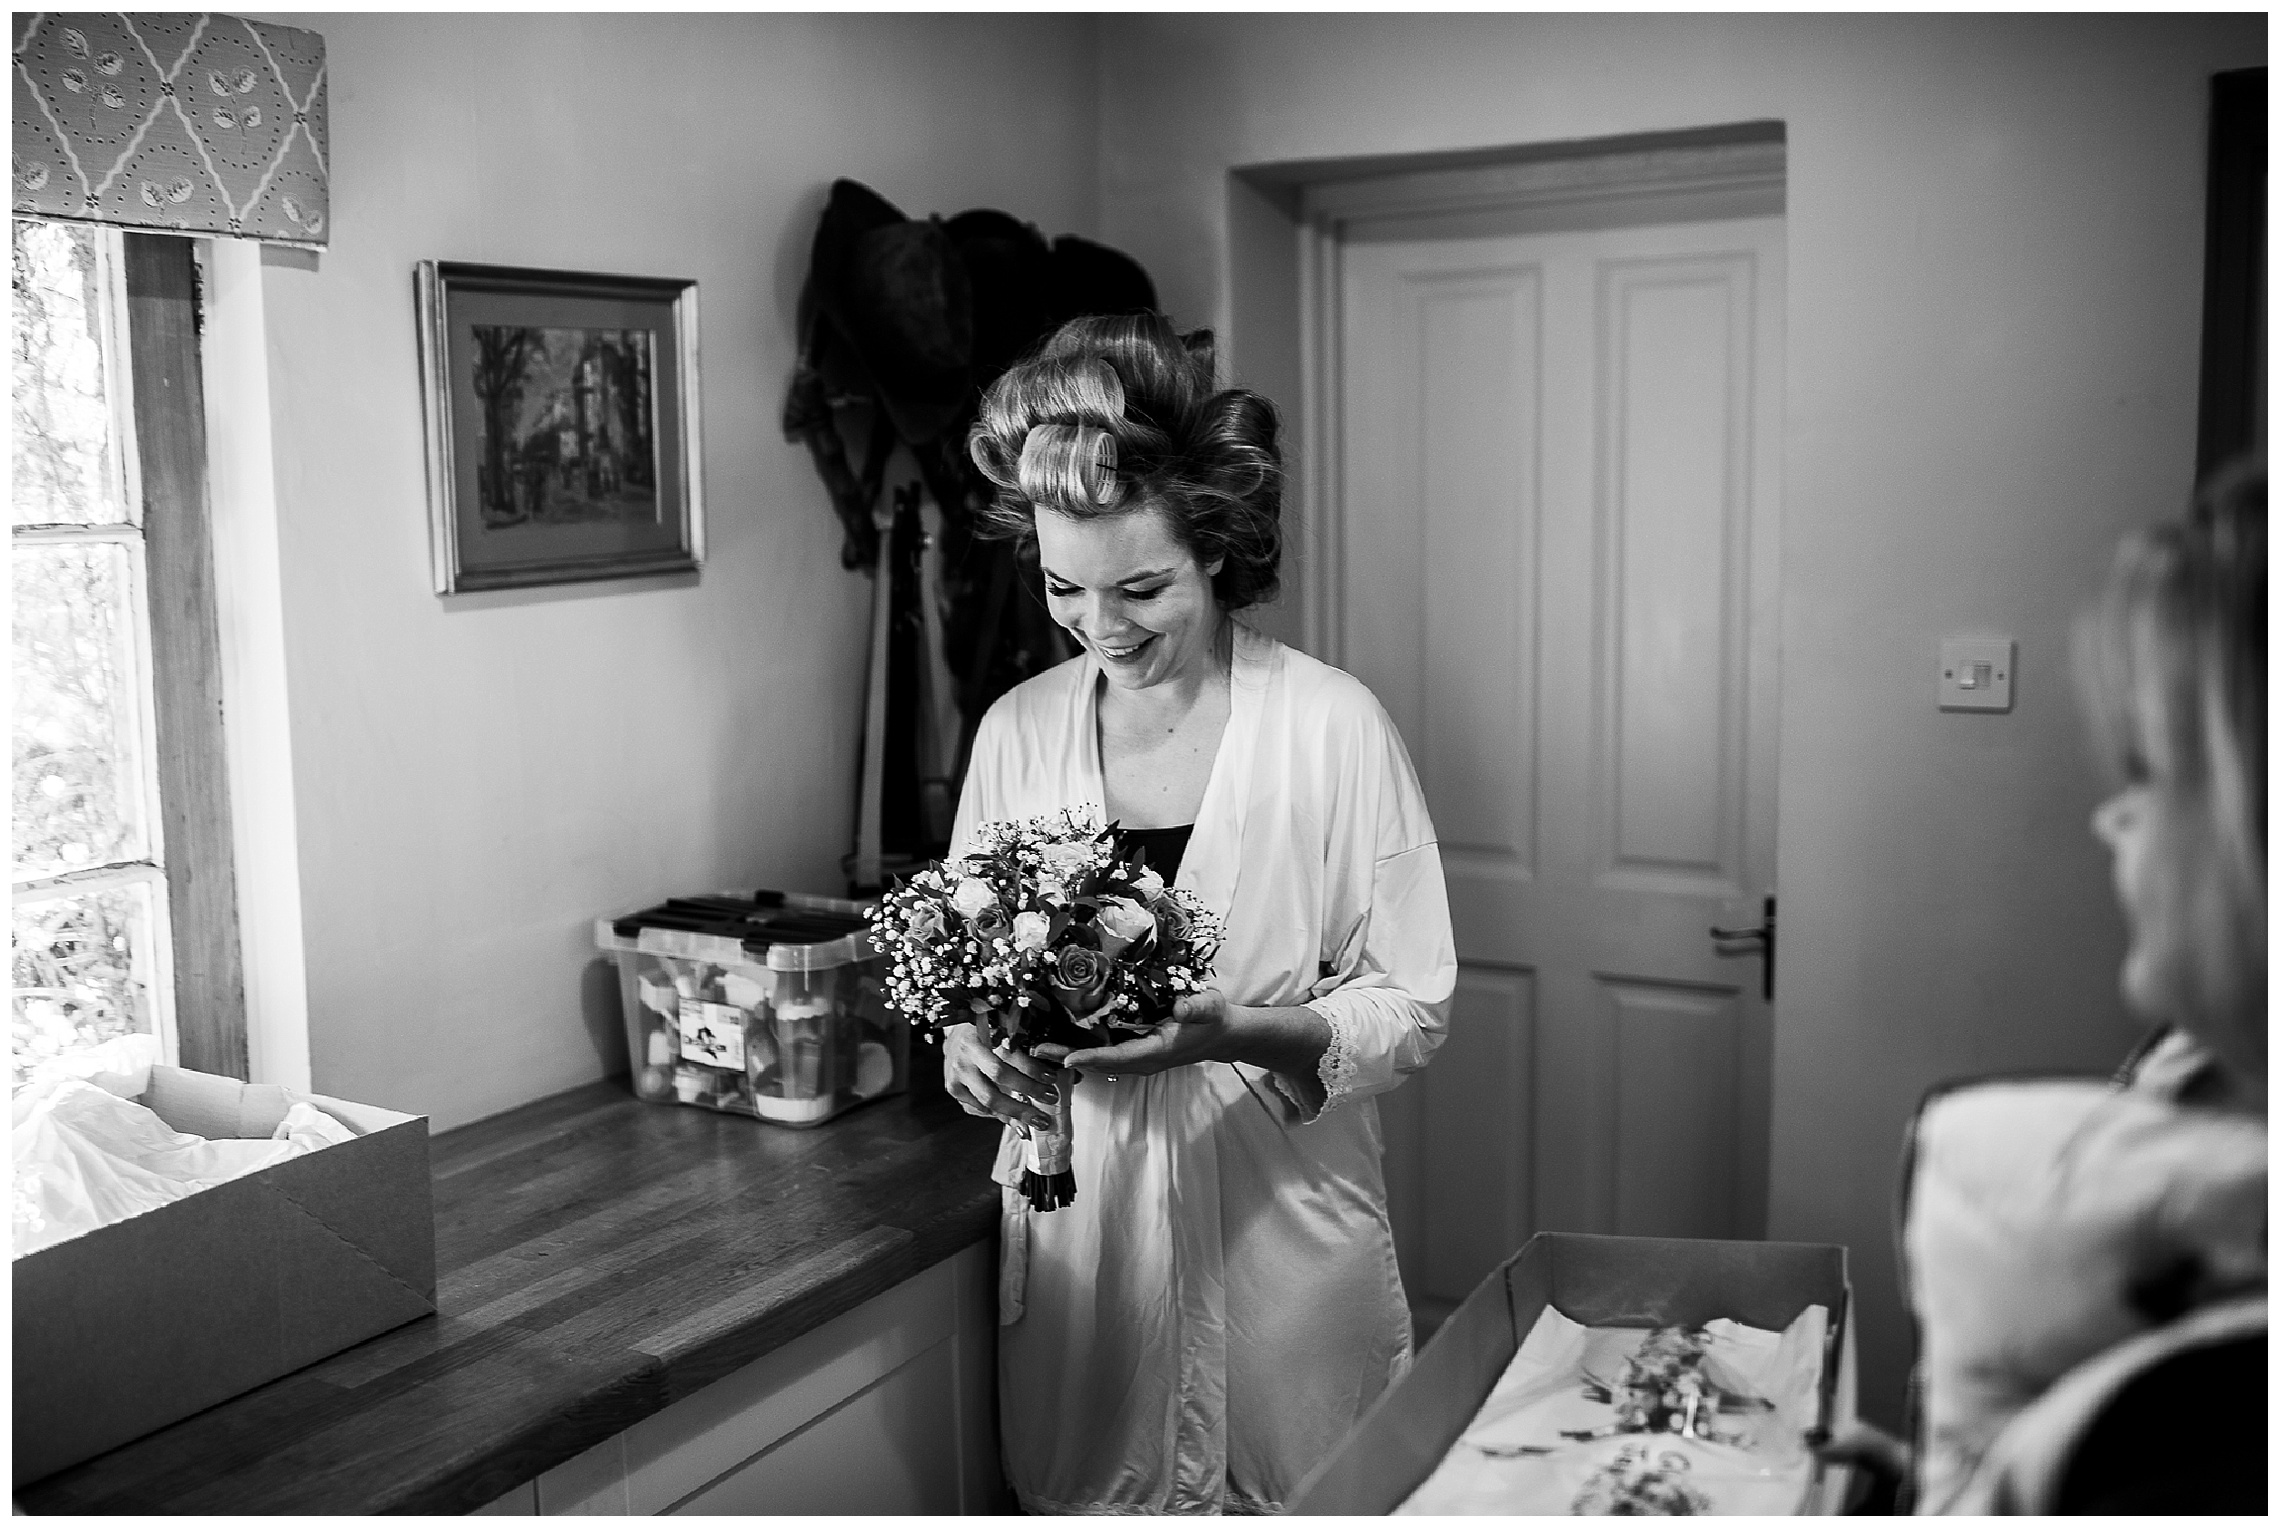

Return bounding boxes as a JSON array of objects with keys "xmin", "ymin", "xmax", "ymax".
[
  {"xmin": 2077, "ymin": 457, "xmax": 2266, "ymax": 1050},
  {"xmin": 967, "ymin": 314, "xmax": 1283, "ymax": 609}
]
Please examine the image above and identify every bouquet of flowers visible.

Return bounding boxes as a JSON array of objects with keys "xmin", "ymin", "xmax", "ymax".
[
  {"xmin": 1565, "ymin": 1326, "xmax": 1776, "ymax": 1446},
  {"xmin": 1570, "ymin": 1442, "xmax": 1713, "ymax": 1516},
  {"xmin": 864, "ymin": 805, "xmax": 1225, "ymax": 1212}
]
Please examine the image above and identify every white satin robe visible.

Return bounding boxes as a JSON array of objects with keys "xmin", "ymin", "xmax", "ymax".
[{"xmin": 950, "ymin": 622, "xmax": 1457, "ymax": 1514}]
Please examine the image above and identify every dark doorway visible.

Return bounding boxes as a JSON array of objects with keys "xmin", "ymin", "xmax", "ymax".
[{"xmin": 2196, "ymin": 67, "xmax": 2265, "ymax": 475}]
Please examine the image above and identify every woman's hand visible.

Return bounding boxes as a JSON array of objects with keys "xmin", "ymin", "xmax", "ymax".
[
  {"xmin": 1038, "ymin": 990, "xmax": 1235, "ymax": 1077},
  {"xmin": 941, "ymin": 1021, "xmax": 1063, "ymax": 1131}
]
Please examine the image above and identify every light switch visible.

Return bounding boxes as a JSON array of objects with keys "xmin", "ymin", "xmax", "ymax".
[{"xmin": 1938, "ymin": 637, "xmax": 2013, "ymax": 712}]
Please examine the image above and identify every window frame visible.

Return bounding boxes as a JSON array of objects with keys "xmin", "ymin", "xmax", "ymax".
[{"xmin": 12, "ymin": 222, "xmax": 248, "ymax": 1079}]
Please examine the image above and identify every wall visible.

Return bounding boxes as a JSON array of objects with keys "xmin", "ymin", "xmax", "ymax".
[
  {"xmin": 247, "ymin": 13, "xmax": 1100, "ymax": 1130},
  {"xmin": 1092, "ymin": 13, "xmax": 2264, "ymax": 1422}
]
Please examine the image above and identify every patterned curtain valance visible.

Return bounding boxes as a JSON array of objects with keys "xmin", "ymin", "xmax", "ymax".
[{"xmin": 13, "ymin": 12, "xmax": 327, "ymax": 247}]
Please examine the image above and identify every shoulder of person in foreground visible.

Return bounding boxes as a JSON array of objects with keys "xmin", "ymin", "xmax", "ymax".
[{"xmin": 1899, "ymin": 1074, "xmax": 2266, "ymax": 1513}]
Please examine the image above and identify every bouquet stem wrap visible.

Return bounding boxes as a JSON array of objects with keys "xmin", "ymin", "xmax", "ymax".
[{"xmin": 1020, "ymin": 1073, "xmax": 1077, "ymax": 1212}]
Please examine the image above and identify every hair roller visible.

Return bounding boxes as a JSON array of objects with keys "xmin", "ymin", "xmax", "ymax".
[
  {"xmin": 969, "ymin": 432, "xmax": 1021, "ymax": 490},
  {"xmin": 995, "ymin": 356, "xmax": 1127, "ymax": 434},
  {"xmin": 1179, "ymin": 328, "xmax": 1217, "ymax": 389},
  {"xmin": 1017, "ymin": 423, "xmax": 1126, "ymax": 511},
  {"xmin": 1056, "ymin": 357, "xmax": 1128, "ymax": 428},
  {"xmin": 966, "ymin": 312, "xmax": 1287, "ymax": 610}
]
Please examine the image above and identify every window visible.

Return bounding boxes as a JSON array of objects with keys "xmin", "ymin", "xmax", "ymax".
[{"xmin": 11, "ymin": 220, "xmax": 244, "ymax": 1085}]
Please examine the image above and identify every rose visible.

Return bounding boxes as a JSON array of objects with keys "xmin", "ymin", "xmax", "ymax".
[
  {"xmin": 904, "ymin": 902, "xmax": 949, "ymax": 943},
  {"xmin": 1012, "ymin": 910, "xmax": 1051, "ymax": 951},
  {"xmin": 1035, "ymin": 841, "xmax": 1098, "ymax": 898},
  {"xmin": 1128, "ymin": 863, "xmax": 1165, "ymax": 896},
  {"xmin": 1093, "ymin": 897, "xmax": 1155, "ymax": 961},
  {"xmin": 1049, "ymin": 943, "xmax": 1112, "ymax": 1017},
  {"xmin": 1037, "ymin": 842, "xmax": 1095, "ymax": 879},
  {"xmin": 950, "ymin": 877, "xmax": 998, "ymax": 921},
  {"xmin": 1149, "ymin": 890, "xmax": 1191, "ymax": 946},
  {"xmin": 971, "ymin": 904, "xmax": 1012, "ymax": 943}
]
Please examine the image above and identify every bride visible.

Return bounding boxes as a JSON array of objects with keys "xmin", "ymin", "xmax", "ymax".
[{"xmin": 941, "ymin": 313, "xmax": 1457, "ymax": 1513}]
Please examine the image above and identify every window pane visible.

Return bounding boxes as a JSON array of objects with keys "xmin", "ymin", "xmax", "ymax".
[
  {"xmin": 11, "ymin": 219, "xmax": 130, "ymax": 528},
  {"xmin": 12, "ymin": 881, "xmax": 160, "ymax": 1088},
  {"xmin": 12, "ymin": 541, "xmax": 149, "ymax": 879}
]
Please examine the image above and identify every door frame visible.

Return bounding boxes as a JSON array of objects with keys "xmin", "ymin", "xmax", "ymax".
[
  {"xmin": 1226, "ymin": 130, "xmax": 1792, "ymax": 1300},
  {"xmin": 1225, "ymin": 124, "xmax": 1786, "ymax": 664}
]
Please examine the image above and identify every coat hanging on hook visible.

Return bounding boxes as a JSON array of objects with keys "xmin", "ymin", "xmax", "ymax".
[{"xmin": 784, "ymin": 177, "xmax": 1162, "ymax": 888}]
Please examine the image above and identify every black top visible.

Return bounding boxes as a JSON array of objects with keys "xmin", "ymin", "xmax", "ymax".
[{"xmin": 1114, "ymin": 823, "xmax": 1194, "ymax": 884}]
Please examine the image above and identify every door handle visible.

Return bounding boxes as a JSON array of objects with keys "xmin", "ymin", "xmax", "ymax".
[{"xmin": 1709, "ymin": 893, "xmax": 1776, "ymax": 1002}]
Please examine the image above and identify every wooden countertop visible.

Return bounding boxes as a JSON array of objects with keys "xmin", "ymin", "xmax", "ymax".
[{"xmin": 16, "ymin": 1079, "xmax": 1004, "ymax": 1514}]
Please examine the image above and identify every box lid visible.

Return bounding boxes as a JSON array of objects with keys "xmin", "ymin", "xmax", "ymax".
[{"xmin": 594, "ymin": 890, "xmax": 880, "ymax": 969}]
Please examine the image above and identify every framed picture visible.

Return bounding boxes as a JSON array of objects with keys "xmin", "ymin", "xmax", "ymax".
[{"xmin": 415, "ymin": 261, "xmax": 704, "ymax": 594}]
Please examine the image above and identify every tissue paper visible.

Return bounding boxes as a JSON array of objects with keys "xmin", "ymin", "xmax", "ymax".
[
  {"xmin": 11, "ymin": 1047, "xmax": 359, "ymax": 1259},
  {"xmin": 1397, "ymin": 1304, "xmax": 1828, "ymax": 1515}
]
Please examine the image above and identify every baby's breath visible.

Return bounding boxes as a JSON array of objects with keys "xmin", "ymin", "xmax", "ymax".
[{"xmin": 867, "ymin": 805, "xmax": 1228, "ymax": 1054}]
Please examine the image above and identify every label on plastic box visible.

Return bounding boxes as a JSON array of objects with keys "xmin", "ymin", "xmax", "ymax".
[{"xmin": 678, "ymin": 1000, "xmax": 746, "ymax": 1071}]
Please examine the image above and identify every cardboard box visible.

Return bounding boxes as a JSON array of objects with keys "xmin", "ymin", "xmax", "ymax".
[
  {"xmin": 1289, "ymin": 1232, "xmax": 1857, "ymax": 1515},
  {"xmin": 12, "ymin": 1069, "xmax": 437, "ymax": 1485}
]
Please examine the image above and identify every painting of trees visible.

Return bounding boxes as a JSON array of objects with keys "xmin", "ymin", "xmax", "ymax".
[
  {"xmin": 469, "ymin": 324, "xmax": 658, "ymax": 528},
  {"xmin": 472, "ymin": 325, "xmax": 544, "ymax": 526}
]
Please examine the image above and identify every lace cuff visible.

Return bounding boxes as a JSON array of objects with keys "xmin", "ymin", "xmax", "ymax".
[{"xmin": 1315, "ymin": 1004, "xmax": 1360, "ymax": 1118}]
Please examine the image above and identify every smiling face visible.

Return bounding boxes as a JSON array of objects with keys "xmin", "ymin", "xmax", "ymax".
[{"xmin": 1034, "ymin": 503, "xmax": 1224, "ymax": 693}]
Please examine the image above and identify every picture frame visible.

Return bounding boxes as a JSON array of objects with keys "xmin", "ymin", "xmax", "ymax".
[{"xmin": 415, "ymin": 261, "xmax": 704, "ymax": 594}]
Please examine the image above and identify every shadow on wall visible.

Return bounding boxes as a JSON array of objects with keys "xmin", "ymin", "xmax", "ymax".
[{"xmin": 582, "ymin": 957, "xmax": 630, "ymax": 1079}]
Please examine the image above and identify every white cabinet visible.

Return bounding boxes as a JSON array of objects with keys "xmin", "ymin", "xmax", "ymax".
[
  {"xmin": 511, "ymin": 1242, "xmax": 1002, "ymax": 1515},
  {"xmin": 672, "ymin": 1339, "xmax": 960, "ymax": 1513}
]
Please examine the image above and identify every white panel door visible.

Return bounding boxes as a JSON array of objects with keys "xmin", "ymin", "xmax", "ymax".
[{"xmin": 1341, "ymin": 214, "xmax": 1784, "ymax": 1315}]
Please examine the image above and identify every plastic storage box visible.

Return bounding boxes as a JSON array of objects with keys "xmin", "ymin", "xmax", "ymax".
[{"xmin": 597, "ymin": 891, "xmax": 905, "ymax": 1126}]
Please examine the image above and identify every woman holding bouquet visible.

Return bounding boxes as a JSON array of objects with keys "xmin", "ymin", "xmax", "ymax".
[{"xmin": 941, "ymin": 312, "xmax": 1457, "ymax": 1513}]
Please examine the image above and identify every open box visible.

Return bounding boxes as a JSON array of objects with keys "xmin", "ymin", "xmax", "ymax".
[
  {"xmin": 12, "ymin": 1067, "xmax": 437, "ymax": 1486},
  {"xmin": 1289, "ymin": 1232, "xmax": 1857, "ymax": 1515}
]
